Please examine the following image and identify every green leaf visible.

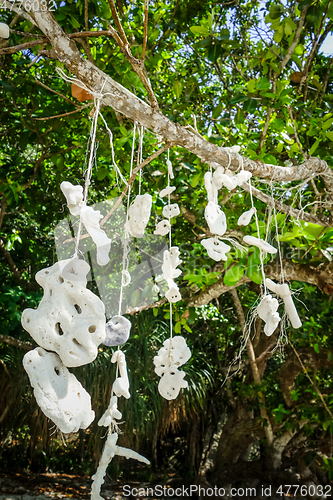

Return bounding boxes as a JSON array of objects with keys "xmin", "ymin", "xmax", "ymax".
[
  {"xmin": 247, "ymin": 79, "xmax": 256, "ymax": 92},
  {"xmin": 309, "ymin": 139, "xmax": 320, "ymax": 155},
  {"xmin": 190, "ymin": 26, "xmax": 210, "ymax": 35},
  {"xmin": 246, "ymin": 265, "xmax": 263, "ymax": 284},
  {"xmin": 326, "ymin": 131, "xmax": 333, "ymax": 141},
  {"xmin": 173, "ymin": 81, "xmax": 183, "ymax": 98},
  {"xmin": 224, "ymin": 265, "xmax": 245, "ymax": 286},
  {"xmin": 314, "ymin": 343, "xmax": 319, "ymax": 354},
  {"xmin": 191, "ymin": 172, "xmax": 202, "ymax": 188},
  {"xmin": 257, "ymin": 77, "xmax": 270, "ymax": 90}
]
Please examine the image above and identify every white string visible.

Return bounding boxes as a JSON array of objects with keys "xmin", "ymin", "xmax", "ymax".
[
  {"xmin": 248, "ymin": 178, "xmax": 267, "ymax": 295},
  {"xmin": 270, "ymin": 180, "xmax": 285, "ymax": 283},
  {"xmin": 74, "ymin": 96, "xmax": 102, "ymax": 258},
  {"xmin": 138, "ymin": 126, "xmax": 144, "ymax": 195},
  {"xmin": 167, "ymin": 149, "xmax": 173, "ymax": 339},
  {"xmin": 117, "ymin": 123, "xmax": 137, "ymax": 317}
]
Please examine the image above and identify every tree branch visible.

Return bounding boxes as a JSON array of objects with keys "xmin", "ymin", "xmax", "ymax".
[
  {"xmin": 142, "ymin": 0, "xmax": 149, "ymax": 62},
  {"xmin": 241, "ymin": 181, "xmax": 332, "ymax": 227},
  {"xmin": 0, "ymin": 333, "xmax": 34, "ymax": 351},
  {"xmin": 279, "ymin": 7, "xmax": 308, "ymax": 73},
  {"xmin": 22, "ymin": 9, "xmax": 333, "ymax": 209}
]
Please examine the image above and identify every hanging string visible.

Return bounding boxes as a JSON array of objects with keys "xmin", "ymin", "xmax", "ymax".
[
  {"xmin": 270, "ymin": 180, "xmax": 285, "ymax": 283},
  {"xmin": 73, "ymin": 91, "xmax": 103, "ymax": 259},
  {"xmin": 248, "ymin": 178, "xmax": 267, "ymax": 296},
  {"xmin": 138, "ymin": 126, "xmax": 144, "ymax": 195},
  {"xmin": 117, "ymin": 122, "xmax": 137, "ymax": 317},
  {"xmin": 166, "ymin": 149, "xmax": 173, "ymax": 339}
]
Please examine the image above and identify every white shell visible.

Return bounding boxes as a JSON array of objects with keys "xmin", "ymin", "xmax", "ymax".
[
  {"xmin": 162, "ymin": 203, "xmax": 180, "ymax": 218},
  {"xmin": 23, "ymin": 347, "xmax": 94, "ymax": 434},
  {"xmin": 204, "ymin": 171, "xmax": 218, "ymax": 203},
  {"xmin": 111, "ymin": 350, "xmax": 130, "ymax": 399},
  {"xmin": 61, "ymin": 181, "xmax": 111, "ymax": 266},
  {"xmin": 0, "ymin": 23, "xmax": 10, "ymax": 39},
  {"xmin": 160, "ymin": 186, "xmax": 176, "ymax": 197},
  {"xmin": 154, "ymin": 219, "xmax": 171, "ymax": 236},
  {"xmin": 265, "ymin": 279, "xmax": 302, "ymax": 329},
  {"xmin": 125, "ymin": 193, "xmax": 152, "ymax": 238},
  {"xmin": 201, "ymin": 238, "xmax": 230, "ymax": 261},
  {"xmin": 204, "ymin": 202, "xmax": 227, "ymax": 236},
  {"xmin": 238, "ymin": 207, "xmax": 256, "ymax": 226},
  {"xmin": 162, "ymin": 247, "xmax": 182, "ymax": 281},
  {"xmin": 243, "ymin": 235, "xmax": 277, "ymax": 254},
  {"xmin": 153, "ymin": 336, "xmax": 191, "ymax": 400},
  {"xmin": 21, "ymin": 259, "xmax": 106, "ymax": 367},
  {"xmin": 103, "ymin": 315, "xmax": 131, "ymax": 347}
]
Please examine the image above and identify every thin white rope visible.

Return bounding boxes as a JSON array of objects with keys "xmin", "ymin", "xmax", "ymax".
[
  {"xmin": 270, "ymin": 180, "xmax": 285, "ymax": 283},
  {"xmin": 248, "ymin": 178, "xmax": 267, "ymax": 295},
  {"xmin": 74, "ymin": 98, "xmax": 101, "ymax": 258},
  {"xmin": 167, "ymin": 149, "xmax": 173, "ymax": 339},
  {"xmin": 117, "ymin": 123, "xmax": 137, "ymax": 317}
]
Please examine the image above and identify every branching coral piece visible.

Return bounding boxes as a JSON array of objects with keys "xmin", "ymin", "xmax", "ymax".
[
  {"xmin": 98, "ymin": 395, "xmax": 122, "ymax": 428},
  {"xmin": 23, "ymin": 347, "xmax": 95, "ymax": 433},
  {"xmin": 257, "ymin": 295, "xmax": 280, "ymax": 336},
  {"xmin": 201, "ymin": 238, "xmax": 230, "ymax": 261},
  {"xmin": 153, "ymin": 336, "xmax": 191, "ymax": 400},
  {"xmin": 243, "ymin": 235, "xmax": 277, "ymax": 254},
  {"xmin": 162, "ymin": 247, "xmax": 182, "ymax": 281},
  {"xmin": 125, "ymin": 193, "xmax": 152, "ymax": 238},
  {"xmin": 103, "ymin": 315, "xmax": 131, "ymax": 347},
  {"xmin": 205, "ymin": 202, "xmax": 227, "ymax": 236},
  {"xmin": 212, "ymin": 169, "xmax": 252, "ymax": 191},
  {"xmin": 265, "ymin": 278, "xmax": 302, "ymax": 329},
  {"xmin": 21, "ymin": 259, "xmax": 106, "ymax": 367},
  {"xmin": 111, "ymin": 350, "xmax": 130, "ymax": 399},
  {"xmin": 91, "ymin": 432, "xmax": 150, "ymax": 500},
  {"xmin": 61, "ymin": 181, "xmax": 111, "ymax": 266},
  {"xmin": 165, "ymin": 280, "xmax": 182, "ymax": 303}
]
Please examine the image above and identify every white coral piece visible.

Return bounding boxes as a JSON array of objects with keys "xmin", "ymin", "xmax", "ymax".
[
  {"xmin": 243, "ymin": 235, "xmax": 277, "ymax": 254},
  {"xmin": 204, "ymin": 202, "xmax": 227, "ymax": 236},
  {"xmin": 201, "ymin": 238, "xmax": 230, "ymax": 261},
  {"xmin": 23, "ymin": 347, "xmax": 94, "ymax": 434},
  {"xmin": 125, "ymin": 193, "xmax": 152, "ymax": 238},
  {"xmin": 265, "ymin": 278, "xmax": 302, "ymax": 329},
  {"xmin": 21, "ymin": 259, "xmax": 106, "ymax": 368}
]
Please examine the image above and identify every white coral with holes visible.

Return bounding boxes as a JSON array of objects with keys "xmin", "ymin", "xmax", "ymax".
[{"xmin": 21, "ymin": 258, "xmax": 106, "ymax": 367}]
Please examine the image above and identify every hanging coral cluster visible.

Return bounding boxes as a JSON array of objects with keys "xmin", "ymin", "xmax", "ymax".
[{"xmin": 201, "ymin": 156, "xmax": 302, "ymax": 337}]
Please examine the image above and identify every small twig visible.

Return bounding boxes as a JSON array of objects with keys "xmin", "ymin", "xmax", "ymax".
[
  {"xmin": 26, "ymin": 48, "xmax": 46, "ymax": 68},
  {"xmin": 289, "ymin": 340, "xmax": 333, "ymax": 419},
  {"xmin": 0, "ymin": 38, "xmax": 47, "ymax": 55},
  {"xmin": 33, "ymin": 104, "xmax": 92, "ymax": 120},
  {"xmin": 85, "ymin": 0, "xmax": 89, "ymax": 32},
  {"xmin": 107, "ymin": 0, "xmax": 129, "ymax": 45},
  {"xmin": 33, "ymin": 79, "xmax": 81, "ymax": 107},
  {"xmin": 287, "ymin": 106, "xmax": 308, "ymax": 159},
  {"xmin": 142, "ymin": 0, "xmax": 149, "ymax": 62},
  {"xmin": 301, "ymin": 226, "xmax": 325, "ymax": 259}
]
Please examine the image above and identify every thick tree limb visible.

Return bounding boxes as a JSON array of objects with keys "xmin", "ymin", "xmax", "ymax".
[
  {"xmin": 187, "ymin": 260, "xmax": 333, "ymax": 308},
  {"xmin": 18, "ymin": 8, "xmax": 333, "ymax": 193}
]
